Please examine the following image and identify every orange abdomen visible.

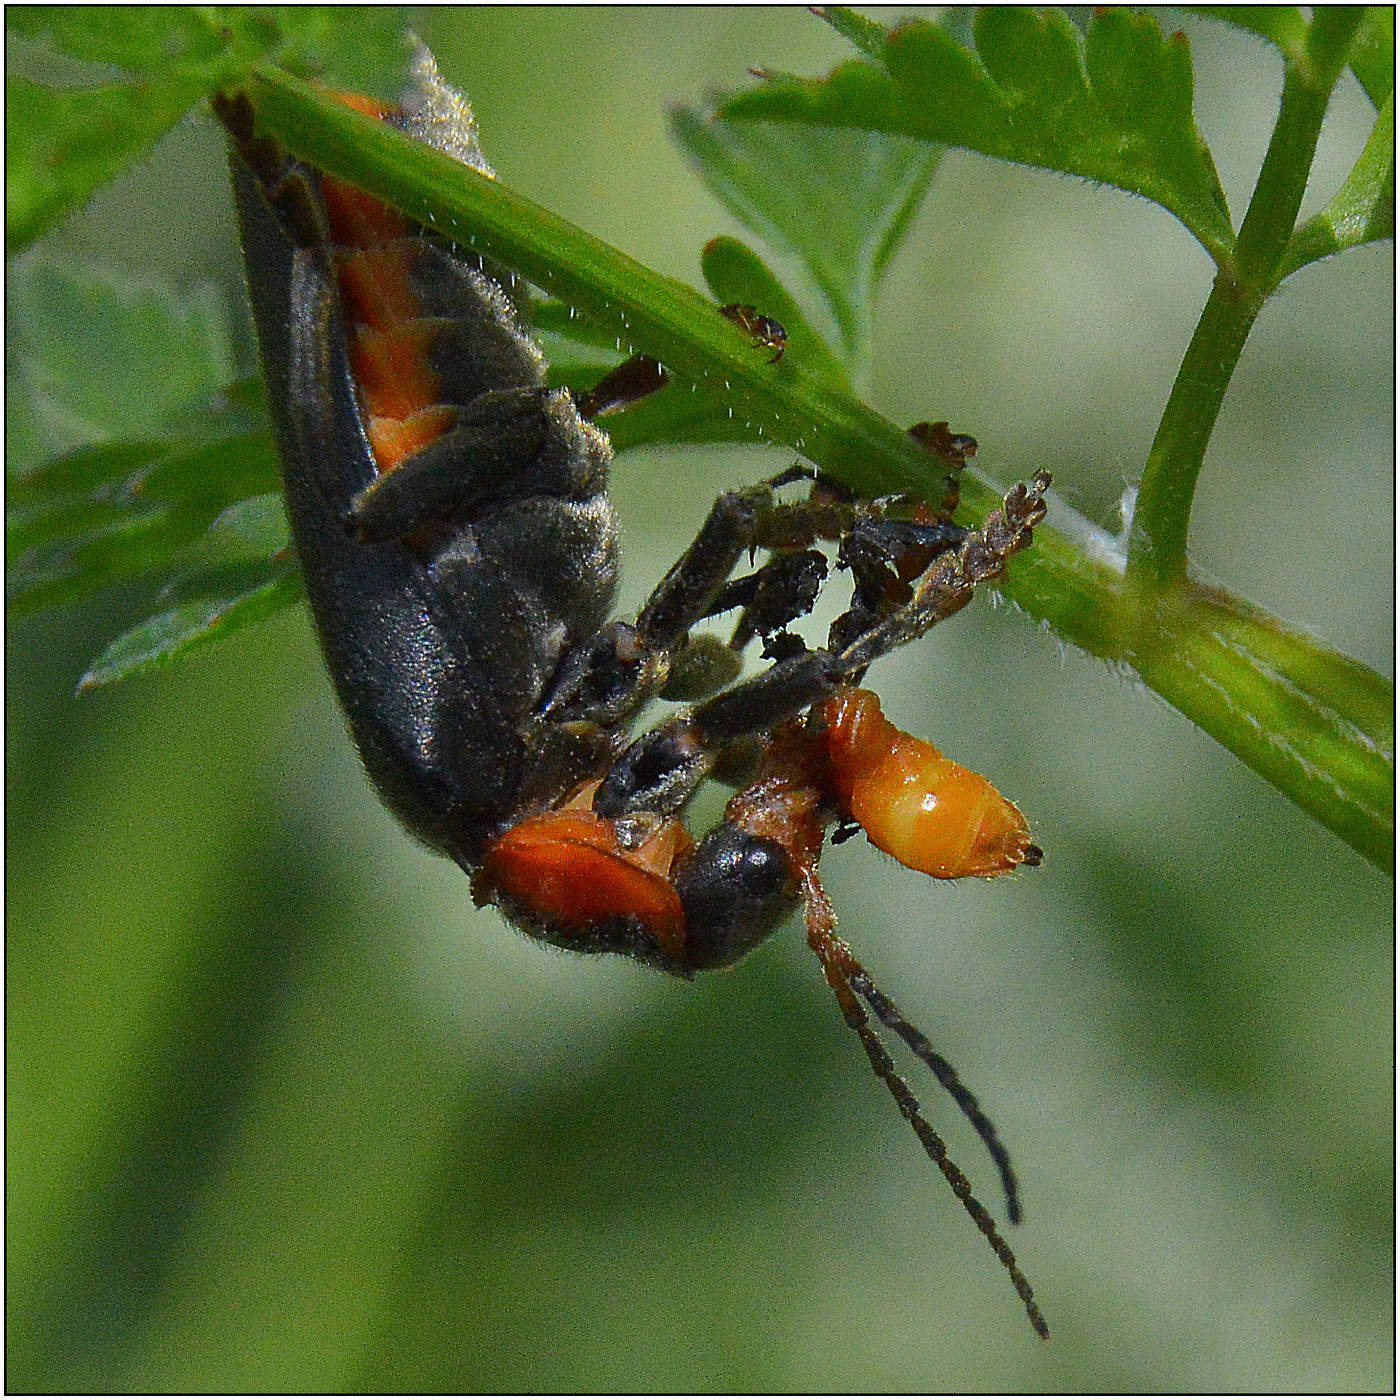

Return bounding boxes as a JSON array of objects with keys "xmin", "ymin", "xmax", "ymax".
[
  {"xmin": 321, "ymin": 93, "xmax": 452, "ymax": 475},
  {"xmin": 822, "ymin": 690, "xmax": 1035, "ymax": 879}
]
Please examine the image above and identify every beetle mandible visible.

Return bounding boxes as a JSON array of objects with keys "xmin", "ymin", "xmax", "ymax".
[{"xmin": 216, "ymin": 43, "xmax": 1051, "ymax": 1338}]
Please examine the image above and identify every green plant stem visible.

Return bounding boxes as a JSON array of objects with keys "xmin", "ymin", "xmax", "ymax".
[
  {"xmin": 1127, "ymin": 7, "xmax": 1366, "ymax": 590},
  {"xmin": 239, "ymin": 64, "xmax": 1393, "ymax": 872},
  {"xmin": 1129, "ymin": 583, "xmax": 1394, "ymax": 870},
  {"xmin": 1125, "ymin": 276, "xmax": 1258, "ymax": 590}
]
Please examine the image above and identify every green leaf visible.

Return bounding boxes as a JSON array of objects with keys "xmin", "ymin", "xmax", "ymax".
[
  {"xmin": 4, "ymin": 8, "xmax": 264, "ymax": 250},
  {"xmin": 246, "ymin": 8, "xmax": 420, "ymax": 95},
  {"xmin": 76, "ymin": 557, "xmax": 301, "ymax": 690},
  {"xmin": 670, "ymin": 100, "xmax": 938, "ymax": 378},
  {"xmin": 7, "ymin": 5, "xmax": 245, "ymax": 73},
  {"xmin": 813, "ymin": 5, "xmax": 889, "ymax": 61},
  {"xmin": 77, "ymin": 496, "xmax": 299, "ymax": 690},
  {"xmin": 700, "ymin": 236, "xmax": 851, "ymax": 393},
  {"xmin": 7, "ymin": 440, "xmax": 171, "ymax": 549},
  {"xmin": 5, "ymin": 74, "xmax": 208, "ymax": 251},
  {"xmin": 8, "ymin": 438, "xmax": 167, "ymax": 497},
  {"xmin": 1278, "ymin": 91, "xmax": 1395, "ymax": 280},
  {"xmin": 4, "ymin": 6, "xmax": 409, "ymax": 250},
  {"xmin": 8, "ymin": 429, "xmax": 277, "ymax": 523},
  {"xmin": 5, "ymin": 251, "xmax": 278, "ymax": 614},
  {"xmin": 222, "ymin": 375, "xmax": 268, "ymax": 417},
  {"xmin": 8, "ymin": 257, "xmax": 235, "ymax": 453},
  {"xmin": 6, "ymin": 430, "xmax": 282, "ymax": 617},
  {"xmin": 134, "ymin": 432, "xmax": 282, "ymax": 509},
  {"xmin": 7, "ymin": 4, "xmax": 407, "ymax": 89},
  {"xmin": 721, "ymin": 7, "xmax": 1237, "ymax": 266},
  {"xmin": 8, "ymin": 504, "xmax": 185, "ymax": 616}
]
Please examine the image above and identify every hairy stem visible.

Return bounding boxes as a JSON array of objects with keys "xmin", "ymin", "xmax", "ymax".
[{"xmin": 1127, "ymin": 8, "xmax": 1366, "ymax": 589}]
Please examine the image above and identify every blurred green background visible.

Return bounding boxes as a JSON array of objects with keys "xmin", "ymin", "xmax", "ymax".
[{"xmin": 8, "ymin": 7, "xmax": 1392, "ymax": 1391}]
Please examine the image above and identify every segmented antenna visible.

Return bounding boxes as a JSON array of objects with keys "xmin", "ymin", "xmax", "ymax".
[
  {"xmin": 847, "ymin": 968, "xmax": 1023, "ymax": 1225},
  {"xmin": 798, "ymin": 864, "xmax": 1049, "ymax": 1340}
]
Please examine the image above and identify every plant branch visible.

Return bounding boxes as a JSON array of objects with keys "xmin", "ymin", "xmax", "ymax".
[{"xmin": 1127, "ymin": 7, "xmax": 1366, "ymax": 589}]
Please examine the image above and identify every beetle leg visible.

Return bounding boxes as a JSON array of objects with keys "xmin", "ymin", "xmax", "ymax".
[
  {"xmin": 631, "ymin": 463, "xmax": 880, "ymax": 656},
  {"xmin": 631, "ymin": 479, "xmax": 784, "ymax": 651},
  {"xmin": 592, "ymin": 475, "xmax": 1048, "ymax": 822},
  {"xmin": 537, "ymin": 470, "xmax": 811, "ymax": 729},
  {"xmin": 703, "ymin": 474, "xmax": 1048, "ymax": 739},
  {"xmin": 703, "ymin": 548, "xmax": 828, "ymax": 652},
  {"xmin": 835, "ymin": 473, "xmax": 1049, "ymax": 674},
  {"xmin": 346, "ymin": 385, "xmax": 611, "ymax": 541},
  {"xmin": 831, "ymin": 515, "xmax": 969, "ymax": 658},
  {"xmin": 575, "ymin": 354, "xmax": 671, "ymax": 420}
]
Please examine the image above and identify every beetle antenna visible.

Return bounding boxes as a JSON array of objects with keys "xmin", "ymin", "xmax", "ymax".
[
  {"xmin": 845, "ymin": 968, "xmax": 1023, "ymax": 1225},
  {"xmin": 798, "ymin": 864, "xmax": 1048, "ymax": 1340}
]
